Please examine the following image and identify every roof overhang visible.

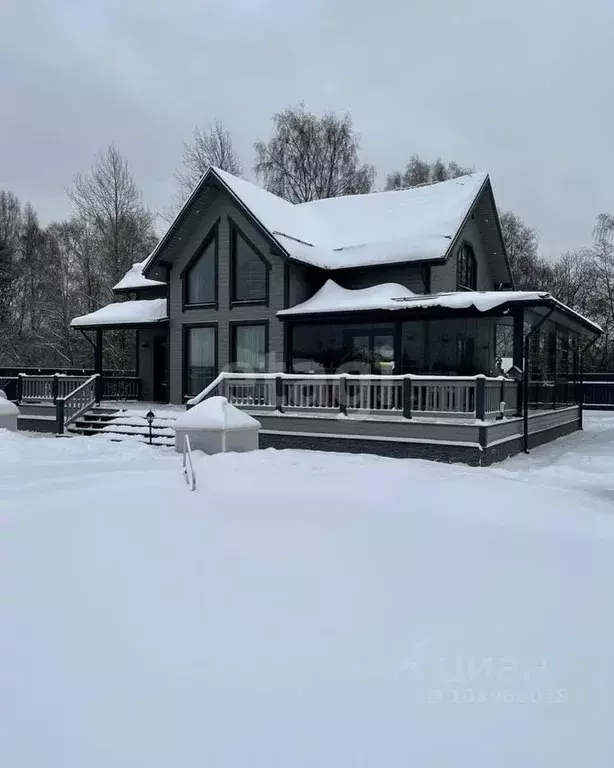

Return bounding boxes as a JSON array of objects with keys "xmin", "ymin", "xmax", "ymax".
[
  {"xmin": 278, "ymin": 289, "xmax": 601, "ymax": 338},
  {"xmin": 73, "ymin": 320, "xmax": 169, "ymax": 331},
  {"xmin": 70, "ymin": 299, "xmax": 168, "ymax": 331}
]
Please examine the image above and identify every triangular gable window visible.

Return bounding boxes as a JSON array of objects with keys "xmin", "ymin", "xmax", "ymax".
[
  {"xmin": 184, "ymin": 226, "xmax": 217, "ymax": 307},
  {"xmin": 231, "ymin": 224, "xmax": 269, "ymax": 304}
]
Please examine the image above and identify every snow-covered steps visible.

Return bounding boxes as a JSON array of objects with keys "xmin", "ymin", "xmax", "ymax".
[{"xmin": 67, "ymin": 406, "xmax": 178, "ymax": 447}]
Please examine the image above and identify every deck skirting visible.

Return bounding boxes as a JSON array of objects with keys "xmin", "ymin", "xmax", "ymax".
[{"xmin": 256, "ymin": 406, "xmax": 580, "ymax": 465}]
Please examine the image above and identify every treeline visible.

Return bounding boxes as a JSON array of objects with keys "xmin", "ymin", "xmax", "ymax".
[{"xmin": 1, "ymin": 104, "xmax": 613, "ymax": 370}]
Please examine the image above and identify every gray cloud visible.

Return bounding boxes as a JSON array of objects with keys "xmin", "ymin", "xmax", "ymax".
[{"xmin": 2, "ymin": 0, "xmax": 613, "ymax": 256}]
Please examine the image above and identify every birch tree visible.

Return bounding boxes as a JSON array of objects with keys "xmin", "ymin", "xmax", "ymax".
[{"xmin": 254, "ymin": 104, "xmax": 375, "ymax": 202}]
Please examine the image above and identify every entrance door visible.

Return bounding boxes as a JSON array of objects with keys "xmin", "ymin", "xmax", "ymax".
[
  {"xmin": 343, "ymin": 328, "xmax": 396, "ymax": 374},
  {"xmin": 152, "ymin": 335, "xmax": 168, "ymax": 402}
]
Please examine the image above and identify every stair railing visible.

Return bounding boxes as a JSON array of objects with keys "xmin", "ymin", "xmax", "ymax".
[
  {"xmin": 182, "ymin": 434, "xmax": 197, "ymax": 491},
  {"xmin": 56, "ymin": 374, "xmax": 100, "ymax": 434}
]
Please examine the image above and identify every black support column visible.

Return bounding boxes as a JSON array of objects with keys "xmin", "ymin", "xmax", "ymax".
[
  {"xmin": 512, "ymin": 308, "xmax": 524, "ymax": 370},
  {"xmin": 94, "ymin": 328, "xmax": 103, "ymax": 403},
  {"xmin": 512, "ymin": 308, "xmax": 525, "ymax": 417},
  {"xmin": 94, "ymin": 328, "xmax": 103, "ymax": 374}
]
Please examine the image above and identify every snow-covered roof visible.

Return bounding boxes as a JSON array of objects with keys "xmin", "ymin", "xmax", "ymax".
[
  {"xmin": 144, "ymin": 166, "xmax": 490, "ymax": 274},
  {"xmin": 214, "ymin": 168, "xmax": 488, "ymax": 270},
  {"xmin": 113, "ymin": 261, "xmax": 167, "ymax": 292},
  {"xmin": 176, "ymin": 396, "xmax": 260, "ymax": 431},
  {"xmin": 277, "ymin": 280, "xmax": 602, "ymax": 333},
  {"xmin": 71, "ymin": 299, "xmax": 168, "ymax": 328}
]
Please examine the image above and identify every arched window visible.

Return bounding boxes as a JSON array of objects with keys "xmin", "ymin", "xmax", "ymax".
[{"xmin": 456, "ymin": 243, "xmax": 477, "ymax": 291}]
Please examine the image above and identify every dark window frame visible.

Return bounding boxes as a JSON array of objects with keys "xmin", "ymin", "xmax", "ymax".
[
  {"xmin": 181, "ymin": 219, "xmax": 220, "ymax": 311},
  {"xmin": 229, "ymin": 319, "xmax": 270, "ymax": 373},
  {"xmin": 456, "ymin": 242, "xmax": 478, "ymax": 291},
  {"xmin": 228, "ymin": 216, "xmax": 271, "ymax": 308},
  {"xmin": 182, "ymin": 322, "xmax": 218, "ymax": 400}
]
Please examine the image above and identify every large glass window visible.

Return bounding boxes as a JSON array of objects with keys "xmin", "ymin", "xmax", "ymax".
[
  {"xmin": 291, "ymin": 323, "xmax": 395, "ymax": 374},
  {"xmin": 232, "ymin": 324, "xmax": 267, "ymax": 372},
  {"xmin": 400, "ymin": 321, "xmax": 425, "ymax": 373},
  {"xmin": 231, "ymin": 227, "xmax": 268, "ymax": 303},
  {"xmin": 428, "ymin": 318, "xmax": 493, "ymax": 374},
  {"xmin": 456, "ymin": 243, "xmax": 477, "ymax": 291},
  {"xmin": 185, "ymin": 326, "xmax": 216, "ymax": 396},
  {"xmin": 185, "ymin": 234, "xmax": 216, "ymax": 306}
]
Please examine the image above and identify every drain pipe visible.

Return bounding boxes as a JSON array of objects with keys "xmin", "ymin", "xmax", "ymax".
[{"xmin": 523, "ymin": 308, "xmax": 555, "ymax": 454}]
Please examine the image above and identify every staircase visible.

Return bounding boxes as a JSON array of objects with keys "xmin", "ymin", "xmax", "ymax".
[{"xmin": 66, "ymin": 406, "xmax": 178, "ymax": 447}]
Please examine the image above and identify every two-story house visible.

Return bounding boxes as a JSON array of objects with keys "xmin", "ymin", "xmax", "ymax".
[{"xmin": 72, "ymin": 166, "xmax": 598, "ymax": 408}]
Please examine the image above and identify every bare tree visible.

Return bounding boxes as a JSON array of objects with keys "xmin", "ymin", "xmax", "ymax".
[
  {"xmin": 68, "ymin": 144, "xmax": 156, "ymax": 288},
  {"xmin": 67, "ymin": 145, "xmax": 156, "ymax": 370},
  {"xmin": 0, "ymin": 191, "xmax": 23, "ymax": 360},
  {"xmin": 594, "ymin": 213, "xmax": 614, "ymax": 243},
  {"xmin": 499, "ymin": 210, "xmax": 553, "ymax": 290},
  {"xmin": 385, "ymin": 155, "xmax": 472, "ymax": 191},
  {"xmin": 174, "ymin": 121, "xmax": 243, "ymax": 201},
  {"xmin": 254, "ymin": 104, "xmax": 375, "ymax": 202}
]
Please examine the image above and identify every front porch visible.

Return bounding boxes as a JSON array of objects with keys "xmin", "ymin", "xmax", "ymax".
[{"xmin": 69, "ymin": 297, "xmax": 170, "ymax": 404}]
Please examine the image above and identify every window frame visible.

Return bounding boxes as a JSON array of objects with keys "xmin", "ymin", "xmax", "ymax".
[
  {"xmin": 228, "ymin": 217, "xmax": 271, "ymax": 308},
  {"xmin": 229, "ymin": 320, "xmax": 269, "ymax": 373},
  {"xmin": 182, "ymin": 322, "xmax": 218, "ymax": 400},
  {"xmin": 456, "ymin": 242, "xmax": 478, "ymax": 292},
  {"xmin": 181, "ymin": 220, "xmax": 220, "ymax": 310}
]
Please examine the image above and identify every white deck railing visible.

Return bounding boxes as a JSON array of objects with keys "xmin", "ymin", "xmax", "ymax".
[
  {"xmin": 56, "ymin": 374, "xmax": 99, "ymax": 432},
  {"xmin": 188, "ymin": 372, "xmax": 519, "ymax": 421},
  {"xmin": 19, "ymin": 374, "xmax": 91, "ymax": 402}
]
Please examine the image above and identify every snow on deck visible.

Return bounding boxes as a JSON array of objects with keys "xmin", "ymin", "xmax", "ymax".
[
  {"xmin": 71, "ymin": 298, "xmax": 168, "ymax": 328},
  {"xmin": 1, "ymin": 415, "xmax": 614, "ymax": 766}
]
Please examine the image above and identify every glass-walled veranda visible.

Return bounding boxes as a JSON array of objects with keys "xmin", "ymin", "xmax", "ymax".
[
  {"xmin": 290, "ymin": 318, "xmax": 498, "ymax": 376},
  {"xmin": 289, "ymin": 312, "xmax": 582, "ymax": 410}
]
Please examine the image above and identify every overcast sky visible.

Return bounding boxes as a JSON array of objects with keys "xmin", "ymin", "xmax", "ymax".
[{"xmin": 2, "ymin": 0, "xmax": 613, "ymax": 259}]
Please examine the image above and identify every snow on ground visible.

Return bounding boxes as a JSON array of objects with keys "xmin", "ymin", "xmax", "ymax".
[{"xmin": 1, "ymin": 415, "xmax": 614, "ymax": 767}]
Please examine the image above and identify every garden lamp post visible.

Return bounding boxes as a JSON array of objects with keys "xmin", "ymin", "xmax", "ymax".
[{"xmin": 146, "ymin": 410, "xmax": 155, "ymax": 445}]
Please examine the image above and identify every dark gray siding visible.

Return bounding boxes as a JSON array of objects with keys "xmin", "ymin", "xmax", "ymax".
[
  {"xmin": 168, "ymin": 189, "xmax": 287, "ymax": 403},
  {"xmin": 288, "ymin": 263, "xmax": 322, "ymax": 306},
  {"xmin": 431, "ymin": 215, "xmax": 494, "ymax": 293},
  {"xmin": 332, "ymin": 263, "xmax": 426, "ymax": 293}
]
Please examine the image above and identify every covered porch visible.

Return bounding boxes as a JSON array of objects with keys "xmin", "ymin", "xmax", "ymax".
[
  {"xmin": 277, "ymin": 283, "xmax": 600, "ymax": 415},
  {"xmin": 70, "ymin": 298, "xmax": 169, "ymax": 404}
]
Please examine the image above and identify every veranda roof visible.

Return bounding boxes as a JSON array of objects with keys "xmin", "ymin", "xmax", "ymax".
[
  {"xmin": 277, "ymin": 280, "xmax": 602, "ymax": 335},
  {"xmin": 71, "ymin": 299, "xmax": 168, "ymax": 329}
]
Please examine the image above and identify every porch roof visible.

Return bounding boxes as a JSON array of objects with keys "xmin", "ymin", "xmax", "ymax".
[
  {"xmin": 277, "ymin": 280, "xmax": 602, "ymax": 335},
  {"xmin": 113, "ymin": 261, "xmax": 167, "ymax": 292},
  {"xmin": 71, "ymin": 298, "xmax": 168, "ymax": 330}
]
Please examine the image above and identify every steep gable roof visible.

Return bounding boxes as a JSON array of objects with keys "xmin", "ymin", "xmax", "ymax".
[{"xmin": 143, "ymin": 166, "xmax": 495, "ymax": 275}]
